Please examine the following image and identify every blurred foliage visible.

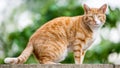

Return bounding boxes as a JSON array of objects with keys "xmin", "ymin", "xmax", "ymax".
[
  {"xmin": 84, "ymin": 39, "xmax": 120, "ymax": 64},
  {"xmin": 0, "ymin": 0, "xmax": 120, "ymax": 64},
  {"xmin": 105, "ymin": 7, "xmax": 120, "ymax": 28}
]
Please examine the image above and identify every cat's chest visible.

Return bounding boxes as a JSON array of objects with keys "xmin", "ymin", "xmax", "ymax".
[
  {"xmin": 82, "ymin": 31, "xmax": 99, "ymax": 50},
  {"xmin": 92, "ymin": 31, "xmax": 99, "ymax": 40}
]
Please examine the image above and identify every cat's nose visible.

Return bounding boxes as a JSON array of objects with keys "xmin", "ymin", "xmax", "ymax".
[
  {"xmin": 95, "ymin": 23, "xmax": 99, "ymax": 25},
  {"xmin": 94, "ymin": 21, "xmax": 98, "ymax": 25},
  {"xmin": 95, "ymin": 21, "xmax": 101, "ymax": 25}
]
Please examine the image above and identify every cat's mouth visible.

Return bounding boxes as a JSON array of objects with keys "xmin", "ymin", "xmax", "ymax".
[
  {"xmin": 93, "ymin": 24, "xmax": 102, "ymax": 28},
  {"xmin": 88, "ymin": 23, "xmax": 102, "ymax": 29},
  {"xmin": 94, "ymin": 24, "xmax": 100, "ymax": 26},
  {"xmin": 88, "ymin": 23, "xmax": 101, "ymax": 27}
]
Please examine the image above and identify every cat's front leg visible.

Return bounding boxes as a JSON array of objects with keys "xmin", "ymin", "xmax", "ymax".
[
  {"xmin": 73, "ymin": 44, "xmax": 85, "ymax": 64},
  {"xmin": 80, "ymin": 51, "xmax": 86, "ymax": 64}
]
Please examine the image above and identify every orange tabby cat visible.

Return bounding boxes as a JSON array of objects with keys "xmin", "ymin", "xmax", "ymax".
[{"xmin": 4, "ymin": 4, "xmax": 107, "ymax": 64}]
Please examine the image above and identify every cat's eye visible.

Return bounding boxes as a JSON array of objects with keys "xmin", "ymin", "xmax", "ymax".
[
  {"xmin": 97, "ymin": 14, "xmax": 105, "ymax": 18},
  {"xmin": 98, "ymin": 15, "xmax": 101, "ymax": 18},
  {"xmin": 87, "ymin": 15, "xmax": 94, "ymax": 20},
  {"xmin": 88, "ymin": 15, "xmax": 93, "ymax": 17},
  {"xmin": 97, "ymin": 14, "xmax": 102, "ymax": 18},
  {"xmin": 88, "ymin": 16, "xmax": 94, "ymax": 20},
  {"xmin": 98, "ymin": 16, "xmax": 105, "ymax": 22}
]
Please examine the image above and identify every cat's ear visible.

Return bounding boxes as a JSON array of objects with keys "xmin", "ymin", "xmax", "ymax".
[
  {"xmin": 84, "ymin": 4, "xmax": 90, "ymax": 14},
  {"xmin": 99, "ymin": 4, "xmax": 107, "ymax": 13}
]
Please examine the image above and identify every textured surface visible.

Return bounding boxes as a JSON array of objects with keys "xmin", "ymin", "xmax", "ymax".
[
  {"xmin": 115, "ymin": 65, "xmax": 120, "ymax": 68},
  {"xmin": 0, "ymin": 64, "xmax": 114, "ymax": 68}
]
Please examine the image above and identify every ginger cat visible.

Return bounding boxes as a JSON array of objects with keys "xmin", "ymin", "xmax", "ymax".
[{"xmin": 4, "ymin": 4, "xmax": 107, "ymax": 64}]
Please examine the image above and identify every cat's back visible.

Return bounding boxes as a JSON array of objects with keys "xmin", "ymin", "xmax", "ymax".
[
  {"xmin": 36, "ymin": 17, "xmax": 71, "ymax": 31},
  {"xmin": 41, "ymin": 16, "xmax": 72, "ymax": 30},
  {"xmin": 29, "ymin": 16, "xmax": 73, "ymax": 42}
]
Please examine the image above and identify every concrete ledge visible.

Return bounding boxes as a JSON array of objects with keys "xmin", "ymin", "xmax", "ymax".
[
  {"xmin": 115, "ymin": 65, "xmax": 120, "ymax": 68},
  {"xmin": 0, "ymin": 64, "xmax": 117, "ymax": 68}
]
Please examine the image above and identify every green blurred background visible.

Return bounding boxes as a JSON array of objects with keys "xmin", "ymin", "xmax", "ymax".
[{"xmin": 0, "ymin": 0, "xmax": 120, "ymax": 64}]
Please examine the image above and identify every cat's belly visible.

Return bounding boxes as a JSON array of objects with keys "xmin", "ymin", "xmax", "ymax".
[{"xmin": 54, "ymin": 49, "xmax": 68, "ymax": 62}]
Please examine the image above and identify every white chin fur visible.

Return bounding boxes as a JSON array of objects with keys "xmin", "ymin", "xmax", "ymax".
[{"xmin": 4, "ymin": 58, "xmax": 18, "ymax": 64}]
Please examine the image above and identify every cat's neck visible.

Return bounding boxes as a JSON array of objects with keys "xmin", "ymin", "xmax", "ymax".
[{"xmin": 90, "ymin": 26, "xmax": 101, "ymax": 32}]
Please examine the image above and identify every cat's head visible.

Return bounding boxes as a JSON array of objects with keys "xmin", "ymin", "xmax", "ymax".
[{"xmin": 83, "ymin": 4, "xmax": 107, "ymax": 29}]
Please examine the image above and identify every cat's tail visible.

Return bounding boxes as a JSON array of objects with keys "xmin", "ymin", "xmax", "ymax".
[{"xmin": 4, "ymin": 42, "xmax": 33, "ymax": 64}]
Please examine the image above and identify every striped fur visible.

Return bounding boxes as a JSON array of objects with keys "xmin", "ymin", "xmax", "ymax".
[{"xmin": 4, "ymin": 4, "xmax": 107, "ymax": 64}]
